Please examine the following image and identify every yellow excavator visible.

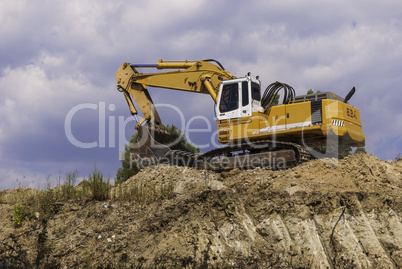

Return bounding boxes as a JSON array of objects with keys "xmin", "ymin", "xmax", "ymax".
[{"xmin": 115, "ymin": 59, "xmax": 365, "ymax": 170}]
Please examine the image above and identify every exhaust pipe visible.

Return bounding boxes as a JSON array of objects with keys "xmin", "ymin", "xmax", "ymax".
[{"xmin": 344, "ymin": 87, "xmax": 355, "ymax": 103}]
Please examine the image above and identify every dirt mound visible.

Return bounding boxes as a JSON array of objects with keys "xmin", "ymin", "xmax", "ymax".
[
  {"xmin": 1, "ymin": 154, "xmax": 401, "ymax": 268},
  {"xmin": 222, "ymin": 154, "xmax": 401, "ymax": 195}
]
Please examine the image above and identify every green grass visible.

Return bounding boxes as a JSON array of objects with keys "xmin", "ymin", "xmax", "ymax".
[
  {"xmin": 160, "ymin": 179, "xmax": 175, "ymax": 200},
  {"xmin": 87, "ymin": 166, "xmax": 110, "ymax": 201},
  {"xmin": 61, "ymin": 170, "xmax": 78, "ymax": 200},
  {"xmin": 12, "ymin": 203, "xmax": 25, "ymax": 228}
]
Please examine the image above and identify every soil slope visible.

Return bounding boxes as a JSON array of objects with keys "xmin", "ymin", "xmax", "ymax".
[{"xmin": 1, "ymin": 154, "xmax": 401, "ymax": 268}]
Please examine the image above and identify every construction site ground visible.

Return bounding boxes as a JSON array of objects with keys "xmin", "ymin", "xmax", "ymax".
[{"xmin": 0, "ymin": 154, "xmax": 401, "ymax": 268}]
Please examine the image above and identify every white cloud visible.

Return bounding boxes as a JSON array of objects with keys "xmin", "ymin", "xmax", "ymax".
[
  {"xmin": 0, "ymin": 62, "xmax": 93, "ymax": 137},
  {"xmin": 0, "ymin": 167, "xmax": 46, "ymax": 189}
]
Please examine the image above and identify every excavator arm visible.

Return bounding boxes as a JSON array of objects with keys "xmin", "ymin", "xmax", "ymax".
[
  {"xmin": 116, "ymin": 59, "xmax": 235, "ymax": 129},
  {"xmin": 115, "ymin": 59, "xmax": 235, "ymax": 163}
]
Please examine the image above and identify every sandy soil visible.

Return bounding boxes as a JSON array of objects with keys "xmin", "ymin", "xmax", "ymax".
[{"xmin": 1, "ymin": 154, "xmax": 401, "ymax": 268}]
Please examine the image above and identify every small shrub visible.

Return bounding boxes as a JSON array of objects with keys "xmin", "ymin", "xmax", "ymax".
[
  {"xmin": 115, "ymin": 182, "xmax": 145, "ymax": 203},
  {"xmin": 115, "ymin": 133, "xmax": 141, "ymax": 185},
  {"xmin": 160, "ymin": 179, "xmax": 174, "ymax": 200},
  {"xmin": 38, "ymin": 187, "xmax": 56, "ymax": 219},
  {"xmin": 13, "ymin": 203, "xmax": 25, "ymax": 228},
  {"xmin": 35, "ymin": 218, "xmax": 53, "ymax": 267},
  {"xmin": 128, "ymin": 183, "xmax": 144, "ymax": 202},
  {"xmin": 61, "ymin": 170, "xmax": 78, "ymax": 199},
  {"xmin": 74, "ymin": 179, "xmax": 92, "ymax": 201},
  {"xmin": 88, "ymin": 166, "xmax": 110, "ymax": 201},
  {"xmin": 257, "ymin": 181, "xmax": 268, "ymax": 191},
  {"xmin": 353, "ymin": 147, "xmax": 367, "ymax": 154}
]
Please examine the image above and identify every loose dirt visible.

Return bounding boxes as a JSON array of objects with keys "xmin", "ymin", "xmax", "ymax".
[{"xmin": 1, "ymin": 154, "xmax": 401, "ymax": 268}]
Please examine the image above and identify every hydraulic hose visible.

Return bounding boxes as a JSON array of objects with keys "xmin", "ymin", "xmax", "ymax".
[{"xmin": 261, "ymin": 81, "xmax": 295, "ymax": 109}]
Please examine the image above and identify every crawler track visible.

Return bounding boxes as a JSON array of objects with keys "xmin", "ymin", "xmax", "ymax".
[{"xmin": 160, "ymin": 140, "xmax": 312, "ymax": 171}]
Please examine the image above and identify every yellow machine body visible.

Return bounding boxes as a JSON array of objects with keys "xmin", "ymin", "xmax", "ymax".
[
  {"xmin": 115, "ymin": 59, "xmax": 365, "ymax": 165},
  {"xmin": 217, "ymin": 100, "xmax": 365, "ymax": 147}
]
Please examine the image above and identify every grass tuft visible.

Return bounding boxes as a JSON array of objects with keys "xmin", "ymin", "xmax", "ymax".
[
  {"xmin": 88, "ymin": 166, "xmax": 110, "ymax": 201},
  {"xmin": 12, "ymin": 203, "xmax": 25, "ymax": 228},
  {"xmin": 61, "ymin": 170, "xmax": 78, "ymax": 200}
]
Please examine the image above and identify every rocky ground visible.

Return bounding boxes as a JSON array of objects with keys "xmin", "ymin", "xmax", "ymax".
[{"xmin": 0, "ymin": 154, "xmax": 401, "ymax": 268}]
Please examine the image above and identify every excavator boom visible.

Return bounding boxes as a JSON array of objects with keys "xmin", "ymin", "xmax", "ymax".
[{"xmin": 115, "ymin": 59, "xmax": 235, "ymax": 163}]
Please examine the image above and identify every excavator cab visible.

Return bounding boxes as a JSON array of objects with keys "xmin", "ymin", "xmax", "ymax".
[{"xmin": 215, "ymin": 76, "xmax": 263, "ymax": 121}]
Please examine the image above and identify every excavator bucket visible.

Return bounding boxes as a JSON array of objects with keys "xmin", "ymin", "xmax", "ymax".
[{"xmin": 130, "ymin": 124, "xmax": 185, "ymax": 166}]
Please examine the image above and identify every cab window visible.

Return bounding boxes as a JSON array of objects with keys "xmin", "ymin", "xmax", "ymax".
[
  {"xmin": 219, "ymin": 83, "xmax": 239, "ymax": 113},
  {"xmin": 242, "ymin": 81, "xmax": 249, "ymax": 107},
  {"xmin": 252, "ymin": 82, "xmax": 261, "ymax": 101}
]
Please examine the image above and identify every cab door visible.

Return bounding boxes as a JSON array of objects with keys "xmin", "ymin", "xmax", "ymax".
[
  {"xmin": 240, "ymin": 81, "xmax": 252, "ymax": 117},
  {"xmin": 216, "ymin": 82, "xmax": 242, "ymax": 120}
]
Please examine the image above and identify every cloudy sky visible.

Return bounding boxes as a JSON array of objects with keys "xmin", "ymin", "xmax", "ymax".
[{"xmin": 1, "ymin": 0, "xmax": 401, "ymax": 189}]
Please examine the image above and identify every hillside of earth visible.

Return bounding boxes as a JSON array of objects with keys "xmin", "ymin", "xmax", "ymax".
[{"xmin": 0, "ymin": 154, "xmax": 401, "ymax": 268}]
